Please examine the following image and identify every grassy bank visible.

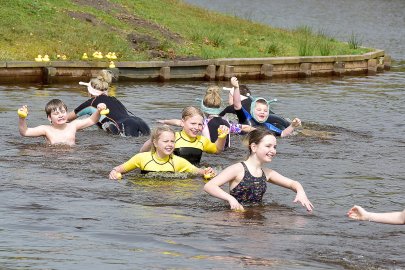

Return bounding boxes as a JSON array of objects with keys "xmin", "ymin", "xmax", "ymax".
[{"xmin": 0, "ymin": 0, "xmax": 371, "ymax": 61}]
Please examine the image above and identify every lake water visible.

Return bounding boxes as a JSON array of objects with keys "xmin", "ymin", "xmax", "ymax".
[{"xmin": 1, "ymin": 1, "xmax": 404, "ymax": 269}]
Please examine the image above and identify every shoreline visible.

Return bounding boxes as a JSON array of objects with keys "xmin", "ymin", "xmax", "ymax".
[{"xmin": 0, "ymin": 50, "xmax": 390, "ymax": 84}]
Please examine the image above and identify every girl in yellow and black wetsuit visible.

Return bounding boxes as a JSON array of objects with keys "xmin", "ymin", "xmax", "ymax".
[
  {"xmin": 140, "ymin": 106, "xmax": 230, "ymax": 165},
  {"xmin": 109, "ymin": 125, "xmax": 214, "ymax": 179}
]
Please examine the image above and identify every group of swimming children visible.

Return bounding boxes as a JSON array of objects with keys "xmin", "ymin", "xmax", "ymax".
[{"xmin": 17, "ymin": 70, "xmax": 405, "ymax": 222}]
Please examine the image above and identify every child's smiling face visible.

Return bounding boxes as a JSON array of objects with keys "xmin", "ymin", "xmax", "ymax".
[
  {"xmin": 154, "ymin": 131, "xmax": 175, "ymax": 158},
  {"xmin": 182, "ymin": 115, "xmax": 204, "ymax": 137},
  {"xmin": 253, "ymin": 102, "xmax": 269, "ymax": 122}
]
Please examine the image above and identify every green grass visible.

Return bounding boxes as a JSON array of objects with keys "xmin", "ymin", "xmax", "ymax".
[
  {"xmin": 0, "ymin": 0, "xmax": 372, "ymax": 61},
  {"xmin": 348, "ymin": 31, "xmax": 362, "ymax": 49}
]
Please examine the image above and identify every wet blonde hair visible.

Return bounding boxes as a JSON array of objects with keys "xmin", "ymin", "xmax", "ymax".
[
  {"xmin": 181, "ymin": 106, "xmax": 204, "ymax": 120},
  {"xmin": 203, "ymin": 85, "xmax": 222, "ymax": 108},
  {"xmin": 90, "ymin": 69, "xmax": 113, "ymax": 92},
  {"xmin": 151, "ymin": 125, "xmax": 175, "ymax": 153},
  {"xmin": 45, "ymin": 99, "xmax": 68, "ymax": 117}
]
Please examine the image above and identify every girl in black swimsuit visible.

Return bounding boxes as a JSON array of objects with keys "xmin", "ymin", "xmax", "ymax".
[{"xmin": 204, "ymin": 128, "xmax": 314, "ymax": 212}]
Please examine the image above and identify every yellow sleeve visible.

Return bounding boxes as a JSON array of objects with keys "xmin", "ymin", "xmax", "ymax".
[
  {"xmin": 200, "ymin": 135, "xmax": 218, "ymax": 154},
  {"xmin": 122, "ymin": 153, "xmax": 143, "ymax": 172},
  {"xmin": 173, "ymin": 155, "xmax": 199, "ymax": 173}
]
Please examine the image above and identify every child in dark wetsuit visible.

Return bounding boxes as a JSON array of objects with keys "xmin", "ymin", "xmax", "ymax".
[
  {"xmin": 204, "ymin": 128, "xmax": 314, "ymax": 212},
  {"xmin": 68, "ymin": 70, "xmax": 150, "ymax": 137},
  {"xmin": 226, "ymin": 77, "xmax": 301, "ymax": 137}
]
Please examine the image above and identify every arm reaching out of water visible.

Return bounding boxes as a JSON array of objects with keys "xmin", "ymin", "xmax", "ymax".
[
  {"xmin": 18, "ymin": 105, "xmax": 47, "ymax": 137},
  {"xmin": 230, "ymin": 77, "xmax": 242, "ymax": 111},
  {"xmin": 347, "ymin": 205, "xmax": 405, "ymax": 225},
  {"xmin": 280, "ymin": 118, "xmax": 302, "ymax": 137},
  {"xmin": 157, "ymin": 119, "xmax": 182, "ymax": 126},
  {"xmin": 73, "ymin": 103, "xmax": 106, "ymax": 130},
  {"xmin": 214, "ymin": 125, "xmax": 229, "ymax": 152},
  {"xmin": 139, "ymin": 138, "xmax": 152, "ymax": 152},
  {"xmin": 265, "ymin": 168, "xmax": 314, "ymax": 212}
]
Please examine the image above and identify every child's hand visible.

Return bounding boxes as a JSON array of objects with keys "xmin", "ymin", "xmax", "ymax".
[
  {"xmin": 217, "ymin": 125, "xmax": 230, "ymax": 139},
  {"xmin": 97, "ymin": 103, "xmax": 107, "ymax": 111},
  {"xmin": 291, "ymin": 118, "xmax": 301, "ymax": 128},
  {"xmin": 229, "ymin": 197, "xmax": 245, "ymax": 212},
  {"xmin": 109, "ymin": 169, "xmax": 122, "ymax": 180},
  {"xmin": 203, "ymin": 167, "xmax": 216, "ymax": 179},
  {"xmin": 97, "ymin": 103, "xmax": 109, "ymax": 115},
  {"xmin": 347, "ymin": 205, "xmax": 368, "ymax": 221},
  {"xmin": 293, "ymin": 191, "xmax": 314, "ymax": 212},
  {"xmin": 230, "ymin": 77, "xmax": 239, "ymax": 88},
  {"xmin": 17, "ymin": 105, "xmax": 28, "ymax": 118}
]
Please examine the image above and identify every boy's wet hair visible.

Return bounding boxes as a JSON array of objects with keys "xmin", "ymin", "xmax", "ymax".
[
  {"xmin": 239, "ymin": 84, "xmax": 251, "ymax": 97},
  {"xmin": 45, "ymin": 99, "xmax": 68, "ymax": 116},
  {"xmin": 181, "ymin": 106, "xmax": 204, "ymax": 120},
  {"xmin": 151, "ymin": 125, "xmax": 175, "ymax": 153}
]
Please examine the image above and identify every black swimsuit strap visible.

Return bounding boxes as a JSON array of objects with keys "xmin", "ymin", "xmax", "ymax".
[{"xmin": 241, "ymin": 162, "xmax": 265, "ymax": 179}]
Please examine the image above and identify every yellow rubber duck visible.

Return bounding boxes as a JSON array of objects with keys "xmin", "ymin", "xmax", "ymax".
[
  {"xmin": 61, "ymin": 55, "xmax": 67, "ymax": 60},
  {"xmin": 100, "ymin": 108, "xmax": 110, "ymax": 115},
  {"xmin": 35, "ymin": 55, "xmax": 42, "ymax": 62},
  {"xmin": 203, "ymin": 170, "xmax": 216, "ymax": 180},
  {"xmin": 217, "ymin": 128, "xmax": 228, "ymax": 139},
  {"xmin": 109, "ymin": 61, "xmax": 116, "ymax": 68},
  {"xmin": 17, "ymin": 106, "xmax": 28, "ymax": 118},
  {"xmin": 106, "ymin": 52, "xmax": 112, "ymax": 59},
  {"xmin": 42, "ymin": 55, "xmax": 50, "ymax": 62},
  {"xmin": 82, "ymin": 53, "xmax": 88, "ymax": 60},
  {"xmin": 110, "ymin": 52, "xmax": 117, "ymax": 60},
  {"xmin": 93, "ymin": 51, "xmax": 103, "ymax": 59}
]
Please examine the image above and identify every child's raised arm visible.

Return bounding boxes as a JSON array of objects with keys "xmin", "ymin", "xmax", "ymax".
[
  {"xmin": 230, "ymin": 77, "xmax": 242, "ymax": 110},
  {"xmin": 213, "ymin": 125, "xmax": 230, "ymax": 153},
  {"xmin": 280, "ymin": 118, "xmax": 302, "ymax": 137},
  {"xmin": 18, "ymin": 105, "xmax": 47, "ymax": 138},
  {"xmin": 73, "ymin": 103, "xmax": 106, "ymax": 130}
]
